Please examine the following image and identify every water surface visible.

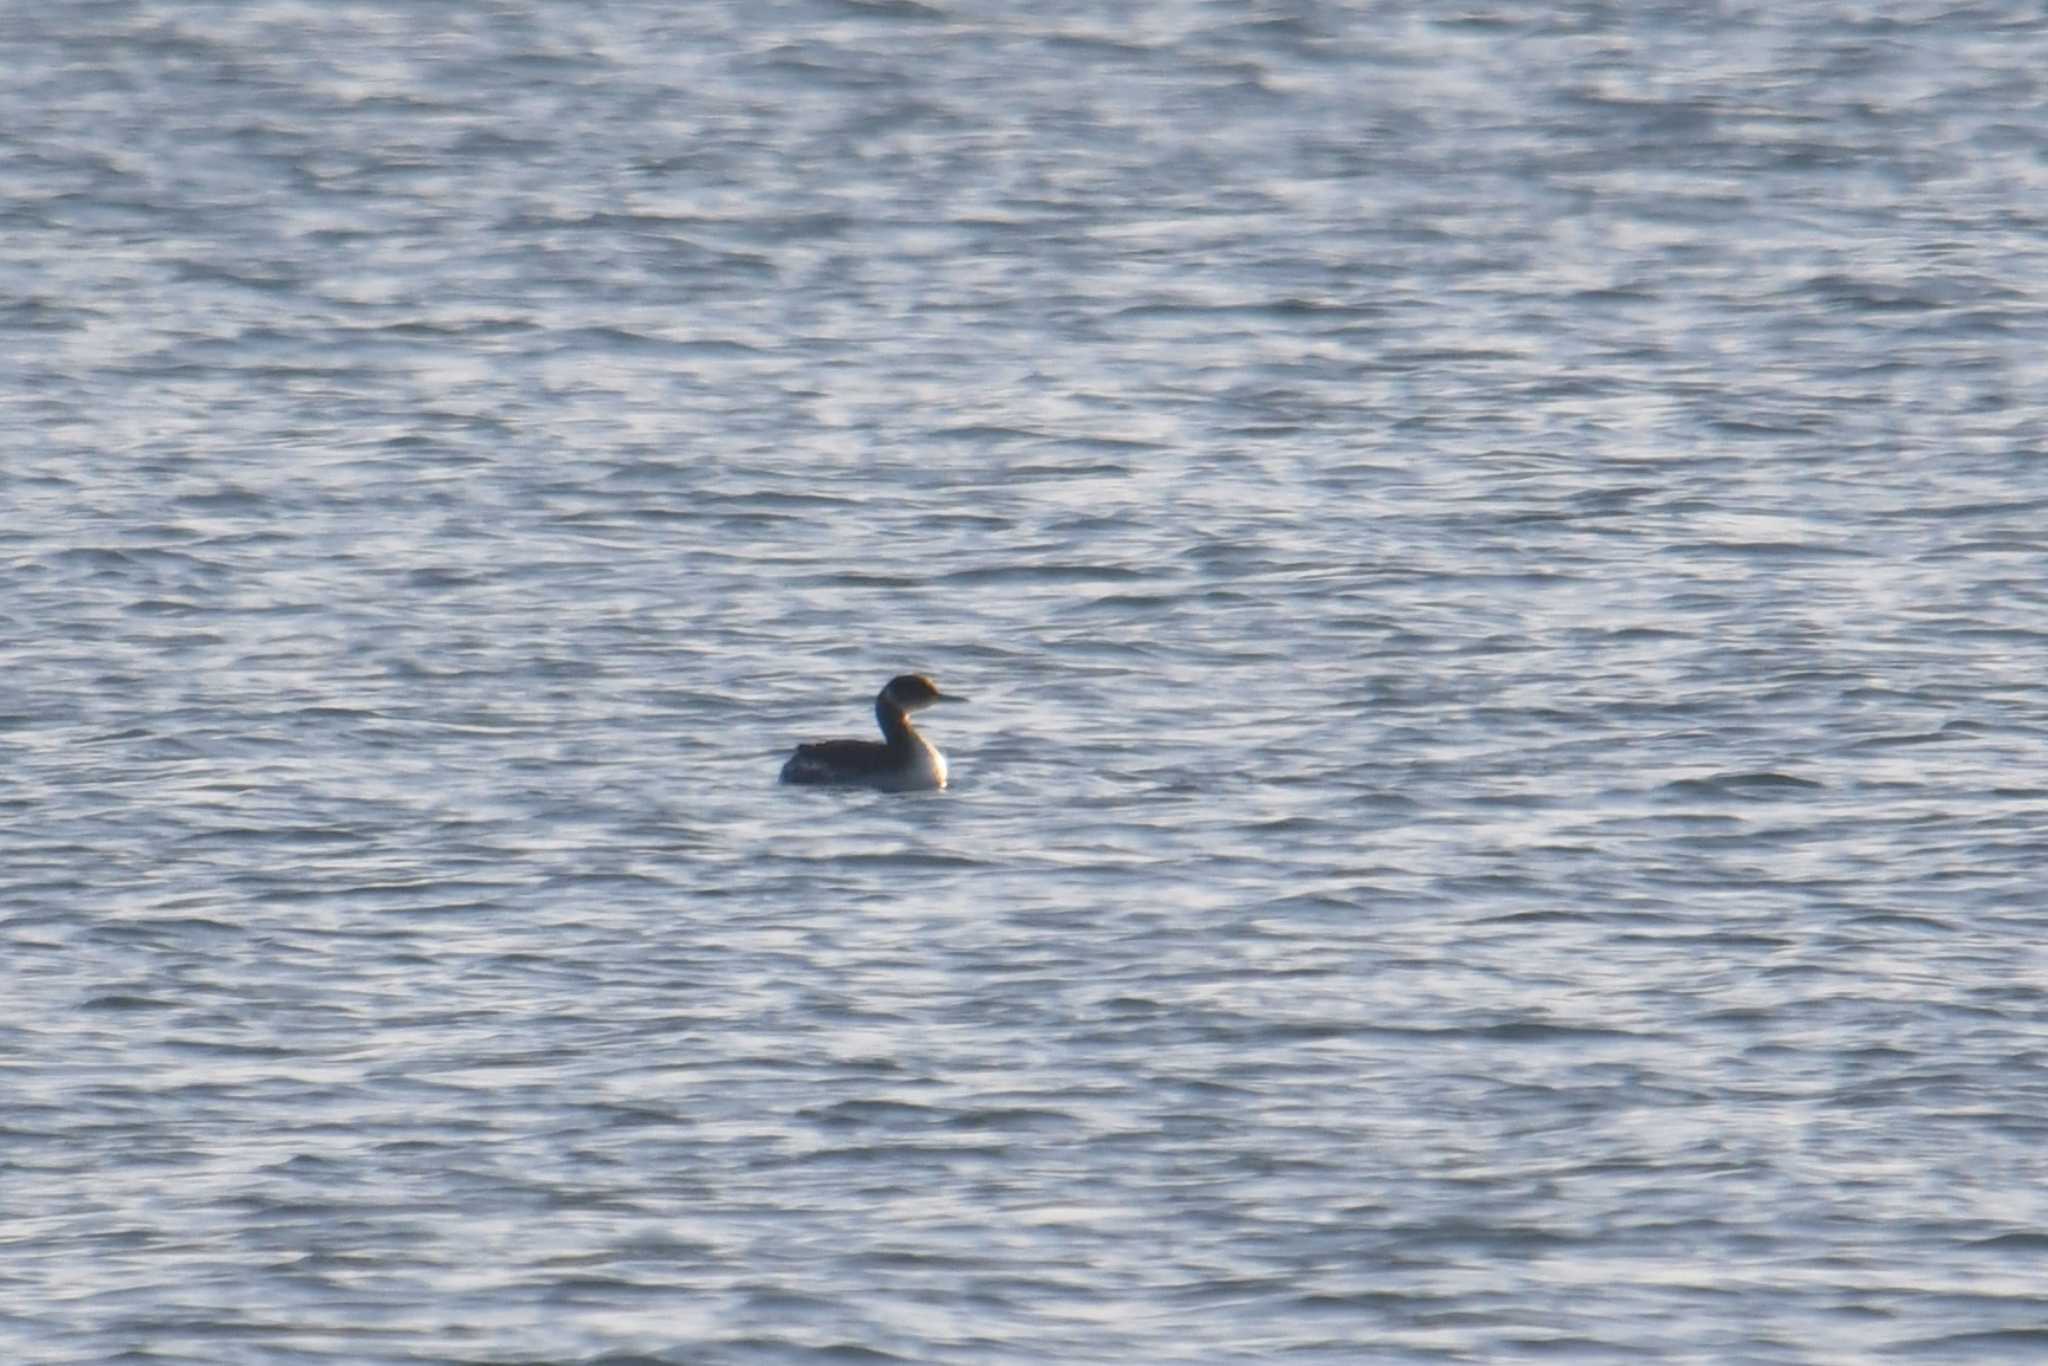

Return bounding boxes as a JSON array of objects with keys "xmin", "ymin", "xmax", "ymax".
[{"xmin": 6, "ymin": 3, "xmax": 2048, "ymax": 1362}]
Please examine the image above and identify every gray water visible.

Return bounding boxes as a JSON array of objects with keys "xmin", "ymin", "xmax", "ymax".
[{"xmin": 7, "ymin": 2, "xmax": 2048, "ymax": 1362}]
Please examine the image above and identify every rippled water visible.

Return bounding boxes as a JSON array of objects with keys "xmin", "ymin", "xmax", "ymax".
[{"xmin": 7, "ymin": 3, "xmax": 2048, "ymax": 1362}]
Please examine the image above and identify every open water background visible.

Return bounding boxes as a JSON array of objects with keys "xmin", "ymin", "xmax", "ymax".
[{"xmin": 6, "ymin": 2, "xmax": 2048, "ymax": 1362}]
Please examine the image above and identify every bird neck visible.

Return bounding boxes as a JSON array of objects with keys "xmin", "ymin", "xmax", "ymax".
[{"xmin": 876, "ymin": 697, "xmax": 919, "ymax": 751}]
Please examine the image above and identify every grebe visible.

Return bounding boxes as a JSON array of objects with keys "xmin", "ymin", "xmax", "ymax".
[{"xmin": 780, "ymin": 674, "xmax": 965, "ymax": 791}]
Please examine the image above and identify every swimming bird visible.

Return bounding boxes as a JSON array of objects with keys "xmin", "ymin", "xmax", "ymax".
[{"xmin": 780, "ymin": 674, "xmax": 965, "ymax": 791}]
